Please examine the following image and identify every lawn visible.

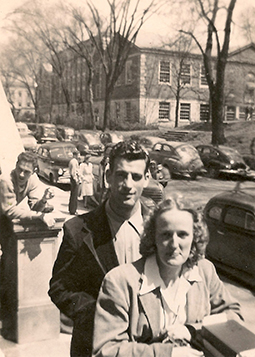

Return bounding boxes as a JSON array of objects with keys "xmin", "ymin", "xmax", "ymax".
[{"xmin": 120, "ymin": 120, "xmax": 255, "ymax": 157}]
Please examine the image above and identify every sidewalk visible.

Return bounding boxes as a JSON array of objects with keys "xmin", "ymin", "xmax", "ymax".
[{"xmin": 0, "ymin": 185, "xmax": 88, "ymax": 357}]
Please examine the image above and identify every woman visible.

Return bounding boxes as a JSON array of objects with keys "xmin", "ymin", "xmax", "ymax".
[
  {"xmin": 79, "ymin": 154, "xmax": 94, "ymax": 208},
  {"xmin": 93, "ymin": 196, "xmax": 243, "ymax": 357}
]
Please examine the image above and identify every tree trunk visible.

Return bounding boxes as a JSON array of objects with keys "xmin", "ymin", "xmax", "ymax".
[
  {"xmin": 211, "ymin": 89, "xmax": 226, "ymax": 145},
  {"xmin": 175, "ymin": 89, "xmax": 180, "ymax": 128},
  {"xmin": 103, "ymin": 84, "xmax": 113, "ymax": 131}
]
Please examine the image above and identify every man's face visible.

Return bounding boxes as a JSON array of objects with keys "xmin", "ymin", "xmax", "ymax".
[
  {"xmin": 15, "ymin": 160, "xmax": 34, "ymax": 185},
  {"xmin": 106, "ymin": 158, "xmax": 149, "ymax": 211}
]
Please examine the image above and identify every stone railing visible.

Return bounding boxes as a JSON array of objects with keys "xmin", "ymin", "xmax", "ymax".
[{"xmin": 0, "ymin": 217, "xmax": 64, "ymax": 344}]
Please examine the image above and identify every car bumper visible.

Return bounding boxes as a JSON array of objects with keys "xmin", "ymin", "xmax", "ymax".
[{"xmin": 219, "ymin": 168, "xmax": 255, "ymax": 180}]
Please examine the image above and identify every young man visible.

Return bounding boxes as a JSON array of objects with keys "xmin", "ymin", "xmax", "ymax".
[
  {"xmin": 0, "ymin": 151, "xmax": 55, "ymax": 227},
  {"xmin": 68, "ymin": 150, "xmax": 81, "ymax": 215},
  {"xmin": 48, "ymin": 140, "xmax": 152, "ymax": 357}
]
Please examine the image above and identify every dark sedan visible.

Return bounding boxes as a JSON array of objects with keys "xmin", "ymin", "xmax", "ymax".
[
  {"xmin": 204, "ymin": 186, "xmax": 255, "ymax": 288},
  {"xmin": 72, "ymin": 130, "xmax": 104, "ymax": 156},
  {"xmin": 149, "ymin": 141, "xmax": 205, "ymax": 179},
  {"xmin": 37, "ymin": 142, "xmax": 77, "ymax": 184},
  {"xmin": 196, "ymin": 144, "xmax": 251, "ymax": 179}
]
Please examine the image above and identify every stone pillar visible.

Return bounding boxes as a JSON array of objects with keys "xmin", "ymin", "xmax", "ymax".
[{"xmin": 0, "ymin": 218, "xmax": 63, "ymax": 344}]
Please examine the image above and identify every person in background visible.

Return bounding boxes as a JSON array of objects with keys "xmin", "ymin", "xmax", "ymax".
[
  {"xmin": 0, "ymin": 151, "xmax": 55, "ymax": 226},
  {"xmin": 93, "ymin": 196, "xmax": 243, "ymax": 357},
  {"xmin": 68, "ymin": 150, "xmax": 81, "ymax": 215},
  {"xmin": 0, "ymin": 151, "xmax": 55, "ymax": 328},
  {"xmin": 79, "ymin": 154, "xmax": 96, "ymax": 208},
  {"xmin": 48, "ymin": 140, "xmax": 152, "ymax": 357}
]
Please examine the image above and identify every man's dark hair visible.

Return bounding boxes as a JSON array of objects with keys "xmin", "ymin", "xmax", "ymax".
[
  {"xmin": 16, "ymin": 151, "xmax": 38, "ymax": 170},
  {"xmin": 109, "ymin": 140, "xmax": 150, "ymax": 173}
]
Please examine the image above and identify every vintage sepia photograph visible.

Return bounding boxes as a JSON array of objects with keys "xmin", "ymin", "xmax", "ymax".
[{"xmin": 1, "ymin": 1, "xmax": 255, "ymax": 356}]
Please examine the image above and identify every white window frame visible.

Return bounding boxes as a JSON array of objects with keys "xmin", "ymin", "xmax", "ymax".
[
  {"xmin": 125, "ymin": 60, "xmax": 132, "ymax": 85},
  {"xmin": 159, "ymin": 60, "xmax": 171, "ymax": 84},
  {"xmin": 180, "ymin": 63, "xmax": 191, "ymax": 86},
  {"xmin": 180, "ymin": 103, "xmax": 191, "ymax": 121},
  {"xmin": 159, "ymin": 102, "xmax": 170, "ymax": 120},
  {"xmin": 200, "ymin": 64, "xmax": 208, "ymax": 87}
]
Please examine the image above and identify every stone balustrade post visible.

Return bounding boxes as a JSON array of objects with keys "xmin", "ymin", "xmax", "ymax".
[{"xmin": 0, "ymin": 217, "xmax": 64, "ymax": 344}]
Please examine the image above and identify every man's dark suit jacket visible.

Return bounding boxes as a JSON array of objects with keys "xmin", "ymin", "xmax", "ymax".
[{"xmin": 48, "ymin": 200, "xmax": 151, "ymax": 357}]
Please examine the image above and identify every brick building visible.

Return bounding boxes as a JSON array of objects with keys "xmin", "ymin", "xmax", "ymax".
[{"xmin": 48, "ymin": 41, "xmax": 255, "ymax": 129}]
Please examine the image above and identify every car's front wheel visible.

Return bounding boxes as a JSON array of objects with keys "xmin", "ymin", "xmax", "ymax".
[
  {"xmin": 207, "ymin": 166, "xmax": 218, "ymax": 179},
  {"xmin": 164, "ymin": 165, "xmax": 172, "ymax": 180}
]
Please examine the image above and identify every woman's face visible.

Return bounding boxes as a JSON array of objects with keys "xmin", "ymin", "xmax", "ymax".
[{"xmin": 155, "ymin": 208, "xmax": 194, "ymax": 269}]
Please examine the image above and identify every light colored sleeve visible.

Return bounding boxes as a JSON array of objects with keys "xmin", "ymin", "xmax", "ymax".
[
  {"xmin": 93, "ymin": 269, "xmax": 173, "ymax": 357},
  {"xmin": 0, "ymin": 174, "xmax": 45, "ymax": 220}
]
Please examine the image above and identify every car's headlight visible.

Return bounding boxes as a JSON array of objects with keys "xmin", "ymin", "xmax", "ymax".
[
  {"xmin": 58, "ymin": 168, "xmax": 63, "ymax": 175},
  {"xmin": 225, "ymin": 164, "xmax": 231, "ymax": 169}
]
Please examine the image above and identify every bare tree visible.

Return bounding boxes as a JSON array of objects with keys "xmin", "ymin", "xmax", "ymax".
[
  {"xmin": 63, "ymin": 16, "xmax": 97, "ymax": 129},
  {"xmin": 179, "ymin": 0, "xmax": 237, "ymax": 145},
  {"xmin": 0, "ymin": 40, "xmax": 41, "ymax": 121},
  {"xmin": 5, "ymin": 1, "xmax": 72, "ymax": 119},
  {"xmin": 239, "ymin": 5, "xmax": 255, "ymax": 43},
  {"xmin": 73, "ymin": 0, "xmax": 161, "ymax": 131}
]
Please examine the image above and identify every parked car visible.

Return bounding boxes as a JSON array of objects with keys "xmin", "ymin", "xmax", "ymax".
[
  {"xmin": 16, "ymin": 122, "xmax": 37, "ymax": 152},
  {"xmin": 138, "ymin": 136, "xmax": 167, "ymax": 152},
  {"xmin": 34, "ymin": 123, "xmax": 59, "ymax": 144},
  {"xmin": 36, "ymin": 142, "xmax": 77, "ymax": 184},
  {"xmin": 99, "ymin": 132, "xmax": 124, "ymax": 145},
  {"xmin": 196, "ymin": 144, "xmax": 250, "ymax": 179},
  {"xmin": 72, "ymin": 130, "xmax": 104, "ymax": 156},
  {"xmin": 204, "ymin": 185, "xmax": 255, "ymax": 288},
  {"xmin": 25, "ymin": 122, "xmax": 38, "ymax": 135},
  {"xmin": 56, "ymin": 125, "xmax": 75, "ymax": 142},
  {"xmin": 90, "ymin": 143, "xmax": 165, "ymax": 205},
  {"xmin": 149, "ymin": 141, "xmax": 205, "ymax": 179}
]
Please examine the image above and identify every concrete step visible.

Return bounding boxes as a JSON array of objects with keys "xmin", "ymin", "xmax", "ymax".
[
  {"xmin": 0, "ymin": 334, "xmax": 71, "ymax": 357},
  {"xmin": 162, "ymin": 130, "xmax": 189, "ymax": 141}
]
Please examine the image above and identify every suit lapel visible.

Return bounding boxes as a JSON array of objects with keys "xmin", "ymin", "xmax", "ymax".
[
  {"xmin": 82, "ymin": 203, "xmax": 119, "ymax": 274},
  {"xmin": 139, "ymin": 288, "xmax": 162, "ymax": 336}
]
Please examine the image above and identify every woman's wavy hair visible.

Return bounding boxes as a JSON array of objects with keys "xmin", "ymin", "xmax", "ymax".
[{"xmin": 140, "ymin": 195, "xmax": 209, "ymax": 268}]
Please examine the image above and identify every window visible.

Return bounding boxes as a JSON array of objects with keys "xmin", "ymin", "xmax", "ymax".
[
  {"xmin": 225, "ymin": 106, "xmax": 236, "ymax": 121},
  {"xmin": 181, "ymin": 63, "xmax": 191, "ymax": 85},
  {"xmin": 126, "ymin": 102, "xmax": 131, "ymax": 121},
  {"xmin": 200, "ymin": 104, "xmax": 210, "ymax": 121},
  {"xmin": 159, "ymin": 102, "xmax": 170, "ymax": 120},
  {"xmin": 246, "ymin": 213, "xmax": 255, "ymax": 231},
  {"xmin": 239, "ymin": 107, "xmax": 246, "ymax": 120},
  {"xmin": 125, "ymin": 60, "xmax": 132, "ymax": 85},
  {"xmin": 208, "ymin": 206, "xmax": 222, "ymax": 221},
  {"xmin": 115, "ymin": 102, "xmax": 120, "ymax": 120},
  {"xmin": 180, "ymin": 103, "xmax": 190, "ymax": 121},
  {"xmin": 200, "ymin": 65, "xmax": 207, "ymax": 86},
  {"xmin": 224, "ymin": 207, "xmax": 246, "ymax": 229},
  {"xmin": 159, "ymin": 61, "xmax": 170, "ymax": 83}
]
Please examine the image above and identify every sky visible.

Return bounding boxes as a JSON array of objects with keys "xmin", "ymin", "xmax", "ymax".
[{"xmin": 0, "ymin": 0, "xmax": 254, "ymax": 49}]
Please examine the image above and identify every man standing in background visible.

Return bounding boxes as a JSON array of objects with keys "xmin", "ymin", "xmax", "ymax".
[{"xmin": 68, "ymin": 150, "xmax": 80, "ymax": 215}]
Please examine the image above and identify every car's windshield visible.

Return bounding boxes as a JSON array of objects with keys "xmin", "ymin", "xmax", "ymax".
[
  {"xmin": 50, "ymin": 146, "xmax": 74, "ymax": 159},
  {"xmin": 220, "ymin": 147, "xmax": 244, "ymax": 163},
  {"xmin": 42, "ymin": 126, "xmax": 56, "ymax": 137},
  {"xmin": 176, "ymin": 145, "xmax": 200, "ymax": 160},
  {"xmin": 81, "ymin": 133, "xmax": 100, "ymax": 145}
]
